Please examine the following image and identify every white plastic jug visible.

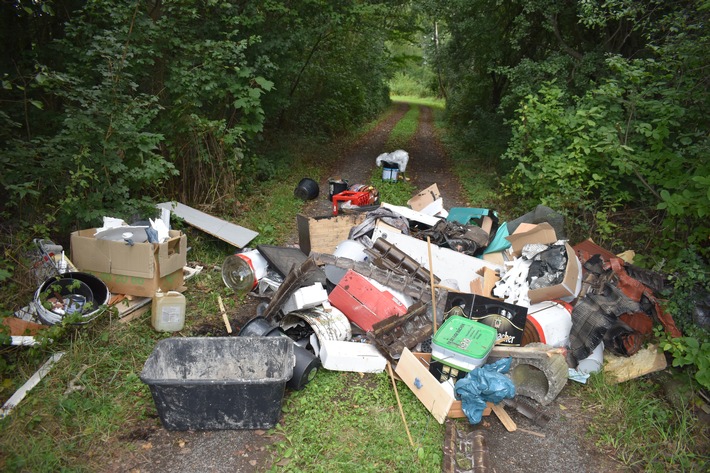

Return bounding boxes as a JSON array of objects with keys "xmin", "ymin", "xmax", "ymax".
[{"xmin": 151, "ymin": 290, "xmax": 186, "ymax": 332}]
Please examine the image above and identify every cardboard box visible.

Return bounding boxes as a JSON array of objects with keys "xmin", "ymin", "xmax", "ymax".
[
  {"xmin": 407, "ymin": 184, "xmax": 440, "ymax": 212},
  {"xmin": 328, "ymin": 270, "xmax": 408, "ymax": 331},
  {"xmin": 71, "ymin": 229, "xmax": 187, "ymax": 297},
  {"xmin": 445, "ymin": 292, "xmax": 528, "ymax": 346},
  {"xmin": 505, "ymin": 222, "xmax": 558, "ymax": 257},
  {"xmin": 297, "ymin": 213, "xmax": 366, "ymax": 255},
  {"xmin": 527, "ymin": 241, "xmax": 582, "ymax": 303}
]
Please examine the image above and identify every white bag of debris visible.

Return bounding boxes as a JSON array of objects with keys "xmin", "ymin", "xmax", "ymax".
[{"xmin": 375, "ymin": 149, "xmax": 409, "ymax": 172}]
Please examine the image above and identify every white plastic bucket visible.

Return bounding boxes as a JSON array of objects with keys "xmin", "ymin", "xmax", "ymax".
[
  {"xmin": 324, "ymin": 239, "xmax": 368, "ymax": 285},
  {"xmin": 523, "ymin": 300, "xmax": 573, "ymax": 348},
  {"xmin": 577, "ymin": 342, "xmax": 604, "ymax": 374},
  {"xmin": 222, "ymin": 250, "xmax": 269, "ymax": 294}
]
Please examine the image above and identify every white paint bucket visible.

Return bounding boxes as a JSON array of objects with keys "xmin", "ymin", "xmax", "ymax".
[
  {"xmin": 522, "ymin": 300, "xmax": 573, "ymax": 348},
  {"xmin": 577, "ymin": 342, "xmax": 604, "ymax": 374},
  {"xmin": 324, "ymin": 239, "xmax": 368, "ymax": 285}
]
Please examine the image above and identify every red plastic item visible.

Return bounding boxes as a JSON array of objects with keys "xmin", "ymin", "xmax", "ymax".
[{"xmin": 332, "ymin": 191, "xmax": 371, "ymax": 216}]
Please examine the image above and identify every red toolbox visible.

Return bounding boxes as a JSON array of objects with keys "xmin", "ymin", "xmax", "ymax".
[
  {"xmin": 332, "ymin": 191, "xmax": 371, "ymax": 216},
  {"xmin": 328, "ymin": 269, "xmax": 408, "ymax": 331}
]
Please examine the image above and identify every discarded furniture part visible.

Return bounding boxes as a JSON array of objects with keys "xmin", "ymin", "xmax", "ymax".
[
  {"xmin": 604, "ymin": 344, "xmax": 667, "ymax": 383},
  {"xmin": 238, "ymin": 316, "xmax": 320, "ymax": 391},
  {"xmin": 328, "ymin": 270, "xmax": 408, "ymax": 332},
  {"xmin": 33, "ymin": 272, "xmax": 111, "ymax": 326},
  {"xmin": 445, "ymin": 292, "xmax": 528, "ymax": 347},
  {"xmin": 367, "ymin": 302, "xmax": 433, "ymax": 360},
  {"xmin": 140, "ymin": 337, "xmax": 293, "ymax": 430},
  {"xmin": 71, "ymin": 227, "xmax": 186, "ymax": 297},
  {"xmin": 280, "ymin": 306, "xmax": 352, "ymax": 346},
  {"xmin": 281, "ymin": 282, "xmax": 328, "ymax": 315},
  {"xmin": 157, "ymin": 201, "xmax": 258, "ymax": 248},
  {"xmin": 320, "ymin": 340, "xmax": 387, "ymax": 373},
  {"xmin": 375, "ymin": 149, "xmax": 409, "ymax": 173},
  {"xmin": 294, "ymin": 177, "xmax": 319, "ymax": 201},
  {"xmin": 395, "ymin": 348, "xmax": 454, "ymax": 424},
  {"xmin": 522, "ymin": 300, "xmax": 573, "ymax": 348},
  {"xmin": 502, "ymin": 397, "xmax": 551, "ymax": 427},
  {"xmin": 262, "ymin": 257, "xmax": 321, "ymax": 323},
  {"xmin": 498, "ymin": 343, "xmax": 568, "ymax": 406},
  {"xmin": 256, "ymin": 245, "xmax": 326, "ymax": 286},
  {"xmin": 297, "ymin": 213, "xmax": 367, "ymax": 255},
  {"xmin": 443, "ymin": 420, "xmax": 491, "ymax": 473},
  {"xmin": 312, "ymin": 252, "xmax": 433, "ymax": 302},
  {"xmin": 371, "ymin": 225, "xmax": 500, "ymax": 291},
  {"xmin": 1, "ymin": 352, "xmax": 65, "ymax": 418},
  {"xmin": 364, "ymin": 237, "xmax": 439, "ymax": 284}
]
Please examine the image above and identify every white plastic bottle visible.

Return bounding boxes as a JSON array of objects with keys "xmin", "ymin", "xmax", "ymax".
[{"xmin": 151, "ymin": 290, "xmax": 186, "ymax": 332}]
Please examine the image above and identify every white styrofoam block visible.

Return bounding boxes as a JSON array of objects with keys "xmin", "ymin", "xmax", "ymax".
[
  {"xmin": 282, "ymin": 282, "xmax": 328, "ymax": 315},
  {"xmin": 320, "ymin": 340, "xmax": 387, "ymax": 373}
]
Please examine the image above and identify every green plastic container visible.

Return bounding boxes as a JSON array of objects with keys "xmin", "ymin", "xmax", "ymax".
[{"xmin": 431, "ymin": 315, "xmax": 498, "ymax": 372}]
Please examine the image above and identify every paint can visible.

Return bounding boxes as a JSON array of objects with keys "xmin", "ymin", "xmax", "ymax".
[
  {"xmin": 222, "ymin": 250, "xmax": 269, "ymax": 295},
  {"xmin": 324, "ymin": 239, "xmax": 368, "ymax": 285},
  {"xmin": 577, "ymin": 342, "xmax": 604, "ymax": 374},
  {"xmin": 521, "ymin": 300, "xmax": 573, "ymax": 347}
]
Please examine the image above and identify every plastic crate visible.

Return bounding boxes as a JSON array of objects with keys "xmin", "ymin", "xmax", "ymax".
[
  {"xmin": 140, "ymin": 337, "xmax": 294, "ymax": 430},
  {"xmin": 432, "ymin": 316, "xmax": 497, "ymax": 372},
  {"xmin": 332, "ymin": 191, "xmax": 371, "ymax": 215}
]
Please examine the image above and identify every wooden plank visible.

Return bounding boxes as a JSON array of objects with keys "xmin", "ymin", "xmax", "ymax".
[
  {"xmin": 157, "ymin": 201, "xmax": 258, "ymax": 248},
  {"xmin": 604, "ymin": 344, "xmax": 667, "ymax": 383},
  {"xmin": 395, "ymin": 348, "xmax": 454, "ymax": 424},
  {"xmin": 491, "ymin": 403, "xmax": 517, "ymax": 432},
  {"xmin": 1, "ymin": 352, "xmax": 65, "ymax": 418}
]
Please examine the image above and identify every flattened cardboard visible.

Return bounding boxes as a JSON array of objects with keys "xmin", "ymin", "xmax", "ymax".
[
  {"xmin": 297, "ymin": 213, "xmax": 366, "ymax": 255},
  {"xmin": 407, "ymin": 184, "xmax": 441, "ymax": 212},
  {"xmin": 395, "ymin": 348, "xmax": 454, "ymax": 423},
  {"xmin": 71, "ymin": 229, "xmax": 186, "ymax": 297}
]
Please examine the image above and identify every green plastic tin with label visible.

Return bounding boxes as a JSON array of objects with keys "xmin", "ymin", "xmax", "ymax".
[{"xmin": 431, "ymin": 315, "xmax": 498, "ymax": 372}]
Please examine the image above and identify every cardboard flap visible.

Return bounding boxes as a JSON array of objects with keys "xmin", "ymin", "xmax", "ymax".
[
  {"xmin": 71, "ymin": 229, "xmax": 112, "ymax": 273},
  {"xmin": 407, "ymin": 184, "xmax": 441, "ymax": 212},
  {"xmin": 505, "ymin": 222, "xmax": 558, "ymax": 256},
  {"xmin": 157, "ymin": 230, "xmax": 187, "ymax": 276}
]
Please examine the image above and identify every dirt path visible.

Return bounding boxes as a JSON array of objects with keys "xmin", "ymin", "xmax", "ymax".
[{"xmin": 108, "ymin": 102, "xmax": 625, "ymax": 473}]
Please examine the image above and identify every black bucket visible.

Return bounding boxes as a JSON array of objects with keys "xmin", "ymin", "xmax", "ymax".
[
  {"xmin": 294, "ymin": 178, "xmax": 319, "ymax": 201},
  {"xmin": 328, "ymin": 179, "xmax": 349, "ymax": 200},
  {"xmin": 34, "ymin": 272, "xmax": 110, "ymax": 325},
  {"xmin": 239, "ymin": 316, "xmax": 320, "ymax": 390}
]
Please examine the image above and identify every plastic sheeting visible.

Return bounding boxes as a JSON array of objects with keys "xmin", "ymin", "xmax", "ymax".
[{"xmin": 454, "ymin": 358, "xmax": 516, "ymax": 425}]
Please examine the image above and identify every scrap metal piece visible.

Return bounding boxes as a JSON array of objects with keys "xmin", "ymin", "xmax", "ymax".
[
  {"xmin": 502, "ymin": 397, "xmax": 551, "ymax": 428},
  {"xmin": 367, "ymin": 302, "xmax": 433, "ymax": 360},
  {"xmin": 312, "ymin": 252, "xmax": 433, "ymax": 302},
  {"xmin": 256, "ymin": 244, "xmax": 326, "ymax": 286},
  {"xmin": 443, "ymin": 419, "xmax": 491, "ymax": 473}
]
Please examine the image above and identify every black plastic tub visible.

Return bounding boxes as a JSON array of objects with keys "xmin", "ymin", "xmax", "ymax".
[
  {"xmin": 294, "ymin": 177, "xmax": 319, "ymax": 200},
  {"xmin": 140, "ymin": 337, "xmax": 294, "ymax": 430}
]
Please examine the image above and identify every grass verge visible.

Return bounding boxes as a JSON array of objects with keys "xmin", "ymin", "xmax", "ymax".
[
  {"xmin": 391, "ymin": 95, "xmax": 445, "ymax": 110},
  {"xmin": 385, "ymin": 103, "xmax": 420, "ymax": 151},
  {"xmin": 268, "ymin": 370, "xmax": 445, "ymax": 472},
  {"xmin": 572, "ymin": 371, "xmax": 709, "ymax": 471}
]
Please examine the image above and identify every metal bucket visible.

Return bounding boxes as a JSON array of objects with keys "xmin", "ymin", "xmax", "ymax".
[{"xmin": 33, "ymin": 272, "xmax": 110, "ymax": 325}]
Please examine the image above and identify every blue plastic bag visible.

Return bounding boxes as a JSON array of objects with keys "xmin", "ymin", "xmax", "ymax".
[{"xmin": 454, "ymin": 357, "xmax": 516, "ymax": 424}]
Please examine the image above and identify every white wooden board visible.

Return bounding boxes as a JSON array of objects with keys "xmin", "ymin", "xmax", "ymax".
[{"xmin": 157, "ymin": 202, "xmax": 258, "ymax": 248}]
